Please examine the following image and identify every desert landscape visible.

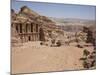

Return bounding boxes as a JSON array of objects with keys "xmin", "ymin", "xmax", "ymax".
[
  {"xmin": 12, "ymin": 41, "xmax": 95, "ymax": 74},
  {"xmin": 11, "ymin": 1, "xmax": 96, "ymax": 74}
]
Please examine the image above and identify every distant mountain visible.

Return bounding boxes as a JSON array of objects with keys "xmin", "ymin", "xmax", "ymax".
[
  {"xmin": 48, "ymin": 17, "xmax": 96, "ymax": 32},
  {"xmin": 48, "ymin": 17, "xmax": 96, "ymax": 26}
]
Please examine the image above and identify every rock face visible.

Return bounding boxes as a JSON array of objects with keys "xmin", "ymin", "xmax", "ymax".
[
  {"xmin": 19, "ymin": 6, "xmax": 39, "ymax": 17},
  {"xmin": 11, "ymin": 27, "xmax": 22, "ymax": 46},
  {"xmin": 11, "ymin": 6, "xmax": 63, "ymax": 46},
  {"xmin": 11, "ymin": 9, "xmax": 22, "ymax": 46}
]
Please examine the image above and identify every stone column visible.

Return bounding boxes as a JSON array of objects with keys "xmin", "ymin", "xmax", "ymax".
[
  {"xmin": 28, "ymin": 24, "xmax": 31, "ymax": 33},
  {"xmin": 36, "ymin": 24, "xmax": 38, "ymax": 32},
  {"xmin": 34, "ymin": 34, "xmax": 35, "ymax": 41},
  {"xmin": 22, "ymin": 23, "xmax": 25, "ymax": 33},
  {"xmin": 25, "ymin": 24, "xmax": 27, "ymax": 33},
  {"xmin": 28, "ymin": 23, "xmax": 31, "ymax": 33},
  {"xmin": 34, "ymin": 24, "xmax": 36, "ymax": 32}
]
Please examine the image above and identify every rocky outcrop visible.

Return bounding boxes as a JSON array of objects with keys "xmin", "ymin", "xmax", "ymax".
[
  {"xmin": 11, "ymin": 6, "xmax": 63, "ymax": 46},
  {"xmin": 11, "ymin": 27, "xmax": 22, "ymax": 46}
]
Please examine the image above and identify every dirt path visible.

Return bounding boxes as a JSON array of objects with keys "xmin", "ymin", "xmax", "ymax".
[{"xmin": 12, "ymin": 42, "xmax": 93, "ymax": 74}]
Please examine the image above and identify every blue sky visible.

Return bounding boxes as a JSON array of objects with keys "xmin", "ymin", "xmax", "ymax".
[{"xmin": 11, "ymin": 0, "xmax": 96, "ymax": 20}]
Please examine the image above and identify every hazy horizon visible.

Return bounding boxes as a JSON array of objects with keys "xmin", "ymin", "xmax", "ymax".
[{"xmin": 11, "ymin": 0, "xmax": 96, "ymax": 20}]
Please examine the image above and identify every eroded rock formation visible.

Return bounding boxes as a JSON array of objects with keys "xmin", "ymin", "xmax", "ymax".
[{"xmin": 11, "ymin": 6, "xmax": 63, "ymax": 46}]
